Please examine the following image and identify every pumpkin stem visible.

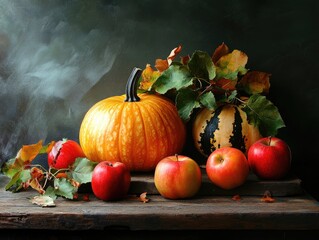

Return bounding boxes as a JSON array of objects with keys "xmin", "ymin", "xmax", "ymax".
[{"xmin": 125, "ymin": 67, "xmax": 142, "ymax": 102}]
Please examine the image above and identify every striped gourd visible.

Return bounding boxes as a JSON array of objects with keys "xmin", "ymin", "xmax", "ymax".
[{"xmin": 192, "ymin": 104, "xmax": 262, "ymax": 157}]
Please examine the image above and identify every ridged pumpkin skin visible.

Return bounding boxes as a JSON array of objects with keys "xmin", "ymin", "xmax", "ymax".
[
  {"xmin": 193, "ymin": 104, "xmax": 262, "ymax": 157},
  {"xmin": 79, "ymin": 93, "xmax": 186, "ymax": 172}
]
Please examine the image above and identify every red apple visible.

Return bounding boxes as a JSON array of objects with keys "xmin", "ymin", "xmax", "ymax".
[
  {"xmin": 206, "ymin": 147, "xmax": 249, "ymax": 190},
  {"xmin": 154, "ymin": 154, "xmax": 202, "ymax": 199},
  {"xmin": 48, "ymin": 139, "xmax": 86, "ymax": 169},
  {"xmin": 247, "ymin": 136, "xmax": 291, "ymax": 180},
  {"xmin": 91, "ymin": 161, "xmax": 131, "ymax": 201}
]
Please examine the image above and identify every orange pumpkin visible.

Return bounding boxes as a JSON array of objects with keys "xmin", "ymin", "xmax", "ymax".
[{"xmin": 79, "ymin": 68, "xmax": 186, "ymax": 172}]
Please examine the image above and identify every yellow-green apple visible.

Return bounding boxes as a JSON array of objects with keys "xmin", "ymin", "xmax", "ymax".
[
  {"xmin": 206, "ymin": 147, "xmax": 249, "ymax": 190},
  {"xmin": 247, "ymin": 136, "xmax": 291, "ymax": 180},
  {"xmin": 91, "ymin": 161, "xmax": 131, "ymax": 201},
  {"xmin": 154, "ymin": 154, "xmax": 202, "ymax": 199}
]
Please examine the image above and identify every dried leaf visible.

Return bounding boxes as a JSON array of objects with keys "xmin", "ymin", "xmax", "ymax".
[
  {"xmin": 239, "ymin": 71, "xmax": 271, "ymax": 95},
  {"xmin": 28, "ymin": 178, "xmax": 45, "ymax": 194},
  {"xmin": 30, "ymin": 195, "xmax": 56, "ymax": 207},
  {"xmin": 181, "ymin": 55, "xmax": 190, "ymax": 65},
  {"xmin": 155, "ymin": 59, "xmax": 169, "ymax": 72},
  {"xmin": 232, "ymin": 194, "xmax": 241, "ymax": 201},
  {"xmin": 155, "ymin": 45, "xmax": 182, "ymax": 72},
  {"xmin": 139, "ymin": 192, "xmax": 150, "ymax": 203},
  {"xmin": 55, "ymin": 172, "xmax": 68, "ymax": 178},
  {"xmin": 261, "ymin": 190, "xmax": 275, "ymax": 203},
  {"xmin": 30, "ymin": 167, "xmax": 44, "ymax": 181},
  {"xmin": 82, "ymin": 194, "xmax": 90, "ymax": 201},
  {"xmin": 167, "ymin": 45, "xmax": 182, "ymax": 65},
  {"xmin": 212, "ymin": 42, "xmax": 229, "ymax": 63}
]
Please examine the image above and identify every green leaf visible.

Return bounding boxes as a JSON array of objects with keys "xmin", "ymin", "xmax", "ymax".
[
  {"xmin": 44, "ymin": 186, "xmax": 58, "ymax": 200},
  {"xmin": 69, "ymin": 158, "xmax": 97, "ymax": 184},
  {"xmin": 152, "ymin": 64, "xmax": 193, "ymax": 94},
  {"xmin": 188, "ymin": 50, "xmax": 216, "ymax": 80},
  {"xmin": 176, "ymin": 88, "xmax": 201, "ymax": 121},
  {"xmin": 199, "ymin": 91, "xmax": 217, "ymax": 110},
  {"xmin": 54, "ymin": 178, "xmax": 77, "ymax": 199},
  {"xmin": 227, "ymin": 90, "xmax": 238, "ymax": 102},
  {"xmin": 5, "ymin": 169, "xmax": 31, "ymax": 191},
  {"xmin": 243, "ymin": 94, "xmax": 286, "ymax": 136},
  {"xmin": 1, "ymin": 158, "xmax": 19, "ymax": 178}
]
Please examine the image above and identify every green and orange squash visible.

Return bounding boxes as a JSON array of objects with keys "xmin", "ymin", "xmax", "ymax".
[{"xmin": 192, "ymin": 104, "xmax": 262, "ymax": 157}]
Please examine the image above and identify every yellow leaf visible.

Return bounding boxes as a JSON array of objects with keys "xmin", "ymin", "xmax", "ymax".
[
  {"xmin": 16, "ymin": 140, "xmax": 43, "ymax": 163},
  {"xmin": 46, "ymin": 141, "xmax": 56, "ymax": 154},
  {"xmin": 139, "ymin": 64, "xmax": 161, "ymax": 91},
  {"xmin": 216, "ymin": 49, "xmax": 248, "ymax": 80}
]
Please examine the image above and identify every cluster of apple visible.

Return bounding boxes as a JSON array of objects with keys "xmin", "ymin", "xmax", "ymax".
[{"xmin": 91, "ymin": 136, "xmax": 291, "ymax": 201}]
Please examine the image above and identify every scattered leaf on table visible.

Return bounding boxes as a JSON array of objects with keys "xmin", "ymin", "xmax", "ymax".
[
  {"xmin": 139, "ymin": 192, "xmax": 150, "ymax": 203},
  {"xmin": 232, "ymin": 194, "xmax": 241, "ymax": 201},
  {"xmin": 30, "ymin": 195, "xmax": 56, "ymax": 207},
  {"xmin": 261, "ymin": 190, "xmax": 275, "ymax": 203}
]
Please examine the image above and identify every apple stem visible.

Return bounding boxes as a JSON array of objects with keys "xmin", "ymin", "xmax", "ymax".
[
  {"xmin": 268, "ymin": 136, "xmax": 272, "ymax": 146},
  {"xmin": 175, "ymin": 153, "xmax": 179, "ymax": 161}
]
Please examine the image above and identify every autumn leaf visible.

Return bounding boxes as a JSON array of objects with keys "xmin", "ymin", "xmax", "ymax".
[
  {"xmin": 28, "ymin": 177, "xmax": 45, "ymax": 194},
  {"xmin": 232, "ymin": 194, "xmax": 241, "ymax": 201},
  {"xmin": 16, "ymin": 140, "xmax": 43, "ymax": 164},
  {"xmin": 215, "ymin": 49, "xmax": 248, "ymax": 80},
  {"xmin": 154, "ymin": 45, "xmax": 182, "ymax": 72},
  {"xmin": 139, "ymin": 192, "xmax": 150, "ymax": 203},
  {"xmin": 239, "ymin": 71, "xmax": 271, "ymax": 95},
  {"xmin": 261, "ymin": 190, "xmax": 275, "ymax": 203},
  {"xmin": 139, "ymin": 64, "xmax": 161, "ymax": 91},
  {"xmin": 212, "ymin": 42, "xmax": 229, "ymax": 64}
]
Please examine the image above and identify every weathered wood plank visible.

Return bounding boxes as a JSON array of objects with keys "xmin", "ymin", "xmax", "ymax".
[
  {"xmin": 0, "ymin": 174, "xmax": 318, "ymax": 231},
  {"xmin": 1, "ymin": 193, "xmax": 319, "ymax": 231}
]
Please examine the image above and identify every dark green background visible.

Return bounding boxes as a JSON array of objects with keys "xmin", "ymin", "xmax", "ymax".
[{"xmin": 0, "ymin": 0, "xmax": 318, "ymax": 198}]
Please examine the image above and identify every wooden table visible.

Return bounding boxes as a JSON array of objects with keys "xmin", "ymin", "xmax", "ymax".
[{"xmin": 1, "ymin": 172, "xmax": 319, "ymax": 239}]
